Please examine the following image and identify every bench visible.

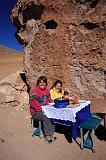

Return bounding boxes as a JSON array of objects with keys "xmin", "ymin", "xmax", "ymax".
[
  {"xmin": 79, "ymin": 113, "xmax": 102, "ymax": 152},
  {"xmin": 31, "ymin": 117, "xmax": 42, "ymax": 138},
  {"xmin": 96, "ymin": 112, "xmax": 106, "ymax": 128}
]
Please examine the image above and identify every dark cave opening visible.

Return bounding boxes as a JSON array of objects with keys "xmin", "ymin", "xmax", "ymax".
[
  {"xmin": 90, "ymin": 0, "xmax": 99, "ymax": 8},
  {"xmin": 74, "ymin": 0, "xmax": 99, "ymax": 9},
  {"xmin": 104, "ymin": 70, "xmax": 106, "ymax": 89},
  {"xmin": 44, "ymin": 20, "xmax": 58, "ymax": 29},
  {"xmin": 23, "ymin": 4, "xmax": 45, "ymax": 23},
  {"xmin": 80, "ymin": 22, "xmax": 99, "ymax": 30},
  {"xmin": 20, "ymin": 72, "xmax": 30, "ymax": 93},
  {"xmin": 104, "ymin": 71, "xmax": 106, "ymax": 79}
]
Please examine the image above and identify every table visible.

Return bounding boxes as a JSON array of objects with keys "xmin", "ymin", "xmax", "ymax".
[{"xmin": 42, "ymin": 100, "xmax": 92, "ymax": 141}]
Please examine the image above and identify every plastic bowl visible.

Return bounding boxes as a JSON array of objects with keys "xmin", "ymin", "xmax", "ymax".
[{"xmin": 54, "ymin": 98, "xmax": 69, "ymax": 108}]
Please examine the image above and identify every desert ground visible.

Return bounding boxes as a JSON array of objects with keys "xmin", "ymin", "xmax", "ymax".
[{"xmin": 0, "ymin": 46, "xmax": 106, "ymax": 160}]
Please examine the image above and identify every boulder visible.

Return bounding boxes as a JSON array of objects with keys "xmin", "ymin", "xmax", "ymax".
[
  {"xmin": 0, "ymin": 71, "xmax": 29, "ymax": 110},
  {"xmin": 11, "ymin": 0, "xmax": 106, "ymax": 99}
]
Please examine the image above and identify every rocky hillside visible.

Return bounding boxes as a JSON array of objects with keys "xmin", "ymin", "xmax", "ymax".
[
  {"xmin": 0, "ymin": 45, "xmax": 23, "ymax": 80},
  {"xmin": 0, "ymin": 45, "xmax": 28, "ymax": 110},
  {"xmin": 0, "ymin": 45, "xmax": 23, "ymax": 69},
  {"xmin": 0, "ymin": 45, "xmax": 23, "ymax": 55},
  {"xmin": 11, "ymin": 0, "xmax": 106, "ymax": 99}
]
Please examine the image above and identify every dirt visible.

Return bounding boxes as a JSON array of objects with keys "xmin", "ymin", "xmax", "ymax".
[{"xmin": 0, "ymin": 50, "xmax": 106, "ymax": 160}]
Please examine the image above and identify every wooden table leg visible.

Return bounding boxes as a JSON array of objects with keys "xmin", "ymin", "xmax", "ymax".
[
  {"xmin": 80, "ymin": 128, "xmax": 84, "ymax": 149},
  {"xmin": 91, "ymin": 129, "xmax": 95, "ymax": 153},
  {"xmin": 104, "ymin": 113, "xmax": 106, "ymax": 128}
]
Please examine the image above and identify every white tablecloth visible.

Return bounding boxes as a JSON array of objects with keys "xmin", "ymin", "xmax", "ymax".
[{"xmin": 42, "ymin": 100, "xmax": 91, "ymax": 122}]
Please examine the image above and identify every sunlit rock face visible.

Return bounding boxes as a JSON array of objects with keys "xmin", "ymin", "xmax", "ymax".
[{"xmin": 11, "ymin": 0, "xmax": 106, "ymax": 98}]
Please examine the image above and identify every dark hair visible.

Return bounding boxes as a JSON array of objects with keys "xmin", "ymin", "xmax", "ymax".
[
  {"xmin": 51, "ymin": 79, "xmax": 63, "ymax": 90},
  {"xmin": 37, "ymin": 76, "xmax": 47, "ymax": 86}
]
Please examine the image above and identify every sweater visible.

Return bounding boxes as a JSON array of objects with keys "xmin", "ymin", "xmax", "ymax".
[
  {"xmin": 29, "ymin": 86, "xmax": 52, "ymax": 114},
  {"xmin": 50, "ymin": 87, "xmax": 64, "ymax": 100}
]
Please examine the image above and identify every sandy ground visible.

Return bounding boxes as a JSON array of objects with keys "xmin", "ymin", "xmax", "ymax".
[{"xmin": 0, "ymin": 53, "xmax": 106, "ymax": 160}]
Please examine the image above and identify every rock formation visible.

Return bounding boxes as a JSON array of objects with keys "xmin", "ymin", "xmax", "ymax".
[
  {"xmin": 0, "ymin": 71, "xmax": 29, "ymax": 110},
  {"xmin": 11, "ymin": 0, "xmax": 106, "ymax": 99}
]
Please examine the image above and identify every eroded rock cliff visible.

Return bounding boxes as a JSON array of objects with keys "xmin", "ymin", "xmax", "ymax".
[{"xmin": 11, "ymin": 0, "xmax": 106, "ymax": 98}]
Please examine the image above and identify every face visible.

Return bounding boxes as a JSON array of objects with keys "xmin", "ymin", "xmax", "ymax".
[
  {"xmin": 55, "ymin": 83, "xmax": 62, "ymax": 92},
  {"xmin": 39, "ymin": 80, "xmax": 46, "ymax": 90}
]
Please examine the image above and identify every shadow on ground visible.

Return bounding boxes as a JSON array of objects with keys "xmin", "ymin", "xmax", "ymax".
[
  {"xmin": 95, "ymin": 124, "xmax": 106, "ymax": 141},
  {"xmin": 55, "ymin": 123, "xmax": 106, "ymax": 144},
  {"xmin": 95, "ymin": 112, "xmax": 106, "ymax": 141},
  {"xmin": 32, "ymin": 116, "xmax": 106, "ymax": 143},
  {"xmin": 55, "ymin": 124, "xmax": 72, "ymax": 143}
]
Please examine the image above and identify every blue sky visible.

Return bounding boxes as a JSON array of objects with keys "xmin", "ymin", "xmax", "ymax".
[{"xmin": 0, "ymin": 0, "xmax": 23, "ymax": 51}]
